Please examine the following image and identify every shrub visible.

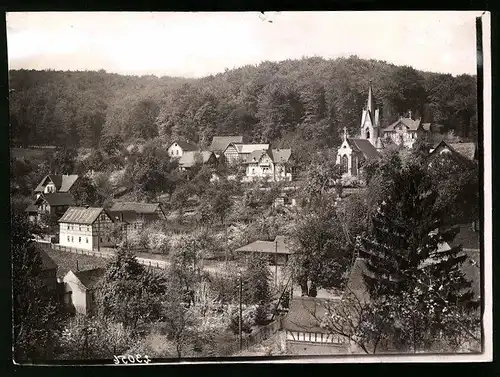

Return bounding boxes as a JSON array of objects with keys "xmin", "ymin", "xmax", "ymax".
[{"xmin": 228, "ymin": 304, "xmax": 257, "ymax": 334}]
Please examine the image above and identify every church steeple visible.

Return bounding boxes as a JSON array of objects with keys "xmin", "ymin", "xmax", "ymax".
[{"xmin": 366, "ymin": 80, "xmax": 375, "ymax": 114}]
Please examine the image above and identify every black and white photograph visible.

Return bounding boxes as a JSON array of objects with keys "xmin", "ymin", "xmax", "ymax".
[{"xmin": 8, "ymin": 11, "xmax": 492, "ymax": 364}]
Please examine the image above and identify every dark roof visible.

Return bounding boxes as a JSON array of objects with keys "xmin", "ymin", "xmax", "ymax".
[
  {"xmin": 421, "ymin": 123, "xmax": 445, "ymax": 132},
  {"xmin": 109, "ymin": 201, "xmax": 162, "ymax": 215},
  {"xmin": 449, "ymin": 142, "xmax": 477, "ymax": 161},
  {"xmin": 58, "ymin": 207, "xmax": 106, "ymax": 224},
  {"xmin": 171, "ymin": 141, "xmax": 199, "ymax": 152},
  {"xmin": 428, "ymin": 141, "xmax": 477, "ymax": 164},
  {"xmin": 344, "ymin": 258, "xmax": 370, "ymax": 303},
  {"xmin": 382, "ymin": 117, "xmax": 422, "ymax": 132},
  {"xmin": 25, "ymin": 203, "xmax": 38, "ymax": 213},
  {"xmin": 178, "ymin": 151, "xmax": 216, "ymax": 168},
  {"xmin": 235, "ymin": 236, "xmax": 292, "ymax": 255},
  {"xmin": 272, "ymin": 149, "xmax": 292, "ymax": 163},
  {"xmin": 283, "ymin": 297, "xmax": 337, "ymax": 333},
  {"xmin": 39, "ymin": 248, "xmax": 58, "ymax": 271},
  {"xmin": 210, "ymin": 136, "xmax": 243, "ymax": 152},
  {"xmin": 72, "ymin": 268, "xmax": 105, "ymax": 289},
  {"xmin": 34, "ymin": 174, "xmax": 79, "ymax": 193},
  {"xmin": 36, "ymin": 192, "xmax": 75, "ymax": 207},
  {"xmin": 348, "ymin": 139, "xmax": 380, "ymax": 160},
  {"xmin": 447, "ymin": 225, "xmax": 480, "ymax": 250}
]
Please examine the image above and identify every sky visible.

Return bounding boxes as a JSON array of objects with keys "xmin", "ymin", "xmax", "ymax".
[{"xmin": 6, "ymin": 11, "xmax": 482, "ymax": 78}]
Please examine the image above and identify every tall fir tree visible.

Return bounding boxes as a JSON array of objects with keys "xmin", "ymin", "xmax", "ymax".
[{"xmin": 359, "ymin": 160, "xmax": 478, "ymax": 351}]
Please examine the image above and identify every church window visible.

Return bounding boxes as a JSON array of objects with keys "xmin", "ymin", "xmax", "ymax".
[
  {"xmin": 341, "ymin": 155, "xmax": 348, "ymax": 174},
  {"xmin": 366, "ymin": 129, "xmax": 370, "ymax": 139}
]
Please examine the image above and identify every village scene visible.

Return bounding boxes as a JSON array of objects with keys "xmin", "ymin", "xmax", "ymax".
[{"xmin": 10, "ymin": 12, "xmax": 482, "ymax": 362}]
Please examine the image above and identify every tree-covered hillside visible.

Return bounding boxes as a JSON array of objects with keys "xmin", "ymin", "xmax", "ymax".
[{"xmin": 9, "ymin": 56, "xmax": 477, "ymax": 150}]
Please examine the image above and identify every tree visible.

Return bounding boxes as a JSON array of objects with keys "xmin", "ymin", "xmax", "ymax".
[
  {"xmin": 100, "ymin": 133, "xmax": 124, "ymax": 156},
  {"xmin": 12, "ymin": 212, "xmax": 64, "ymax": 361},
  {"xmin": 98, "ymin": 247, "xmax": 166, "ymax": 330},
  {"xmin": 72, "ymin": 176, "xmax": 104, "ymax": 207},
  {"xmin": 291, "ymin": 204, "xmax": 352, "ymax": 296},
  {"xmin": 51, "ymin": 147, "xmax": 77, "ymax": 175},
  {"xmin": 243, "ymin": 255, "xmax": 272, "ymax": 324},
  {"xmin": 303, "ymin": 152, "xmax": 342, "ymax": 206},
  {"xmin": 359, "ymin": 161, "xmax": 479, "ymax": 352}
]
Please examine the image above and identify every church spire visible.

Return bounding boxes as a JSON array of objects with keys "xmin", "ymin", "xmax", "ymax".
[{"xmin": 366, "ymin": 80, "xmax": 375, "ymax": 114}]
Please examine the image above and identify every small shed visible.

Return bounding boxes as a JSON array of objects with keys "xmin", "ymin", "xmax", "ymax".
[
  {"xmin": 63, "ymin": 268, "xmax": 105, "ymax": 315},
  {"xmin": 234, "ymin": 236, "xmax": 292, "ymax": 266}
]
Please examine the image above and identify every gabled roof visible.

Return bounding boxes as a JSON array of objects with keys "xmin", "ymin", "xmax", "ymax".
[
  {"xmin": 235, "ymin": 236, "xmax": 292, "ymax": 255},
  {"xmin": 283, "ymin": 297, "xmax": 336, "ymax": 333},
  {"xmin": 210, "ymin": 136, "xmax": 243, "ymax": 152},
  {"xmin": 71, "ymin": 268, "xmax": 105, "ymax": 290},
  {"xmin": 39, "ymin": 248, "xmax": 58, "ymax": 271},
  {"xmin": 382, "ymin": 117, "xmax": 422, "ymax": 132},
  {"xmin": 25, "ymin": 203, "xmax": 38, "ymax": 213},
  {"xmin": 272, "ymin": 149, "xmax": 292, "ymax": 163},
  {"xmin": 428, "ymin": 141, "xmax": 477, "ymax": 163},
  {"xmin": 344, "ymin": 258, "xmax": 370, "ymax": 303},
  {"xmin": 109, "ymin": 202, "xmax": 162, "ymax": 214},
  {"xmin": 36, "ymin": 192, "xmax": 75, "ymax": 207},
  {"xmin": 169, "ymin": 141, "xmax": 199, "ymax": 152},
  {"xmin": 58, "ymin": 207, "xmax": 107, "ymax": 225},
  {"xmin": 34, "ymin": 174, "xmax": 79, "ymax": 193},
  {"xmin": 348, "ymin": 139, "xmax": 380, "ymax": 160},
  {"xmin": 108, "ymin": 202, "xmax": 165, "ymax": 223},
  {"xmin": 243, "ymin": 149, "xmax": 271, "ymax": 164},
  {"xmin": 449, "ymin": 142, "xmax": 477, "ymax": 161},
  {"xmin": 178, "ymin": 151, "xmax": 216, "ymax": 168}
]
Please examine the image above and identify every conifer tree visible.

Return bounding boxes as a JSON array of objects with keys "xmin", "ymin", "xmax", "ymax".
[{"xmin": 359, "ymin": 160, "xmax": 479, "ymax": 351}]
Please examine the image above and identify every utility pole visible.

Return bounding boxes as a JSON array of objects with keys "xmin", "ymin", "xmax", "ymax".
[
  {"xmin": 238, "ymin": 269, "xmax": 243, "ymax": 351},
  {"xmin": 275, "ymin": 240, "xmax": 278, "ymax": 288},
  {"xmin": 97, "ymin": 211, "xmax": 101, "ymax": 252}
]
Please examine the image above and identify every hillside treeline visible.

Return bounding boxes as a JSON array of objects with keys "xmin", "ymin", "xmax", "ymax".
[{"xmin": 9, "ymin": 56, "xmax": 477, "ymax": 150}]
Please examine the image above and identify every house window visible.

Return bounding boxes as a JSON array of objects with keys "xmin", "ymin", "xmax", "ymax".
[
  {"xmin": 78, "ymin": 237, "xmax": 81, "ymax": 243},
  {"xmin": 67, "ymin": 236, "xmax": 70, "ymax": 242},
  {"xmin": 71, "ymin": 236, "xmax": 74, "ymax": 242},
  {"xmin": 100, "ymin": 237, "xmax": 103, "ymax": 243},
  {"xmin": 86, "ymin": 237, "xmax": 88, "ymax": 243},
  {"xmin": 176, "ymin": 150, "xmax": 179, "ymax": 156},
  {"xmin": 67, "ymin": 224, "xmax": 70, "ymax": 230},
  {"xmin": 79, "ymin": 225, "xmax": 81, "ymax": 231}
]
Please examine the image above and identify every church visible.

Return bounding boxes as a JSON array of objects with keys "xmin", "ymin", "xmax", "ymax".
[{"xmin": 336, "ymin": 83, "xmax": 439, "ymax": 177}]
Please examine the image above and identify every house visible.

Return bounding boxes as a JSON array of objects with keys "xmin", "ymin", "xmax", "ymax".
[
  {"xmin": 209, "ymin": 136, "xmax": 243, "ymax": 157},
  {"xmin": 428, "ymin": 140, "xmax": 478, "ymax": 164},
  {"xmin": 178, "ymin": 151, "xmax": 218, "ymax": 171},
  {"xmin": 108, "ymin": 202, "xmax": 166, "ymax": 234},
  {"xmin": 235, "ymin": 236, "xmax": 292, "ymax": 266},
  {"xmin": 62, "ymin": 268, "xmax": 105, "ymax": 315},
  {"xmin": 242, "ymin": 148, "xmax": 293, "ymax": 182},
  {"xmin": 58, "ymin": 207, "xmax": 115, "ymax": 251},
  {"xmin": 26, "ymin": 174, "xmax": 79, "ymax": 222},
  {"xmin": 222, "ymin": 143, "xmax": 271, "ymax": 165},
  {"xmin": 336, "ymin": 127, "xmax": 381, "ymax": 177},
  {"xmin": 167, "ymin": 141, "xmax": 199, "ymax": 158},
  {"xmin": 25, "ymin": 192, "xmax": 75, "ymax": 224},
  {"xmin": 283, "ymin": 296, "xmax": 350, "ymax": 355}
]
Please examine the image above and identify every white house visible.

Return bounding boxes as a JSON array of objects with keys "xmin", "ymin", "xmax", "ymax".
[
  {"xmin": 63, "ymin": 268, "xmax": 105, "ymax": 315},
  {"xmin": 58, "ymin": 207, "xmax": 115, "ymax": 251},
  {"xmin": 167, "ymin": 141, "xmax": 199, "ymax": 158},
  {"xmin": 242, "ymin": 148, "xmax": 293, "ymax": 182}
]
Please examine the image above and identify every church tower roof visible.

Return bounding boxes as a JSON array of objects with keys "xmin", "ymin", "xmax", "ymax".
[{"xmin": 366, "ymin": 81, "xmax": 375, "ymax": 114}]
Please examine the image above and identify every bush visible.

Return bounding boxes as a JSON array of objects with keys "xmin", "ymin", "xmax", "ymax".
[
  {"xmin": 228, "ymin": 304, "xmax": 257, "ymax": 334},
  {"xmin": 340, "ymin": 173, "xmax": 361, "ymax": 188},
  {"xmin": 255, "ymin": 303, "xmax": 269, "ymax": 325}
]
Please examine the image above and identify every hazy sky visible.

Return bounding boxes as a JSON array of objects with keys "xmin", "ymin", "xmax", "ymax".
[{"xmin": 7, "ymin": 11, "xmax": 482, "ymax": 78}]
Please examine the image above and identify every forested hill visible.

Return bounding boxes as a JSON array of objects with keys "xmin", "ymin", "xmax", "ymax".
[{"xmin": 9, "ymin": 56, "xmax": 478, "ymax": 150}]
